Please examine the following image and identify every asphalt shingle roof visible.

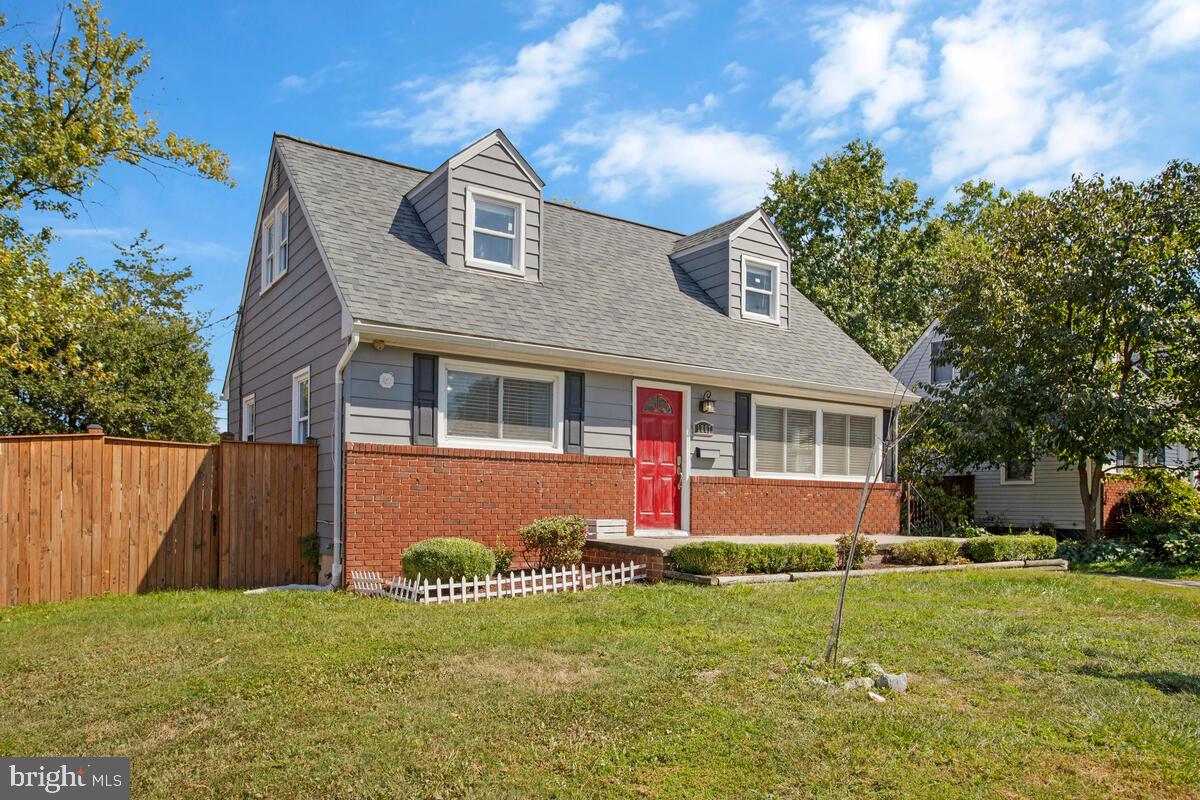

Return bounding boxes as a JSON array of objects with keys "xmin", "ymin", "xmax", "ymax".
[
  {"xmin": 670, "ymin": 209, "xmax": 757, "ymax": 254},
  {"xmin": 276, "ymin": 134, "xmax": 907, "ymax": 399}
]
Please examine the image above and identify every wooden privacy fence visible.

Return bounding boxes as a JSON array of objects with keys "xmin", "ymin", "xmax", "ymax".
[{"xmin": 0, "ymin": 430, "xmax": 317, "ymax": 608}]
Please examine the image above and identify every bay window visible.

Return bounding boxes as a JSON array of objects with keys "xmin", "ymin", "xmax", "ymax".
[
  {"xmin": 439, "ymin": 361, "xmax": 560, "ymax": 451},
  {"xmin": 752, "ymin": 399, "xmax": 878, "ymax": 479}
]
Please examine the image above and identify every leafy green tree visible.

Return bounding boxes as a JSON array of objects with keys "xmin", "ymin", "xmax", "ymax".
[
  {"xmin": 0, "ymin": 1, "xmax": 231, "ymax": 440},
  {"xmin": 926, "ymin": 162, "xmax": 1200, "ymax": 540},
  {"xmin": 762, "ymin": 139, "xmax": 942, "ymax": 368}
]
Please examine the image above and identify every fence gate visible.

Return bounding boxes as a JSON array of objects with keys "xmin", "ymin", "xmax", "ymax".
[{"xmin": 0, "ymin": 431, "xmax": 317, "ymax": 608}]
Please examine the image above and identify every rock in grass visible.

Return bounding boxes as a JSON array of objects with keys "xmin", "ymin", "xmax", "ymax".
[
  {"xmin": 875, "ymin": 672, "xmax": 908, "ymax": 693},
  {"xmin": 867, "ymin": 662, "xmax": 885, "ymax": 676},
  {"xmin": 842, "ymin": 676, "xmax": 874, "ymax": 690},
  {"xmin": 867, "ymin": 691, "xmax": 887, "ymax": 704}
]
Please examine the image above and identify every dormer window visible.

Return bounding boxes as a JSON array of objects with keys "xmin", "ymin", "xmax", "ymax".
[
  {"xmin": 466, "ymin": 187, "xmax": 525, "ymax": 275},
  {"xmin": 741, "ymin": 256, "xmax": 780, "ymax": 324}
]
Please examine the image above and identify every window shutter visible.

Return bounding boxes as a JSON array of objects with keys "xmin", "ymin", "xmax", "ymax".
[
  {"xmin": 882, "ymin": 409, "xmax": 897, "ymax": 483},
  {"xmin": 564, "ymin": 371, "xmax": 584, "ymax": 454},
  {"xmin": 413, "ymin": 353, "xmax": 438, "ymax": 446},
  {"xmin": 734, "ymin": 392, "xmax": 751, "ymax": 477}
]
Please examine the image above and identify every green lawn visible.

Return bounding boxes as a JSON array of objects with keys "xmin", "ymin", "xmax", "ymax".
[
  {"xmin": 2, "ymin": 572, "xmax": 1198, "ymax": 799},
  {"xmin": 1071, "ymin": 560, "xmax": 1200, "ymax": 581}
]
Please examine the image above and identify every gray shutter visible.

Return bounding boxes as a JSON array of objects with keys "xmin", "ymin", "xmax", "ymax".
[
  {"xmin": 413, "ymin": 353, "xmax": 438, "ymax": 446},
  {"xmin": 564, "ymin": 371, "xmax": 584, "ymax": 454},
  {"xmin": 734, "ymin": 392, "xmax": 751, "ymax": 477},
  {"xmin": 883, "ymin": 409, "xmax": 897, "ymax": 483}
]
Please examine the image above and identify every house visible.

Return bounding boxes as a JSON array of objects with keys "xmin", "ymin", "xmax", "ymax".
[
  {"xmin": 892, "ymin": 321, "xmax": 1195, "ymax": 532},
  {"xmin": 223, "ymin": 130, "xmax": 914, "ymax": 585}
]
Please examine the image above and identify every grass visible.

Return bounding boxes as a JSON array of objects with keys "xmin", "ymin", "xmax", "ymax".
[
  {"xmin": 1, "ymin": 572, "xmax": 1198, "ymax": 799},
  {"xmin": 1071, "ymin": 561, "xmax": 1200, "ymax": 581}
]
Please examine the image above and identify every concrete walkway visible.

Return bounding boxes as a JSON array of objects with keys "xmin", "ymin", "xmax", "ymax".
[{"xmin": 593, "ymin": 533, "xmax": 963, "ymax": 555}]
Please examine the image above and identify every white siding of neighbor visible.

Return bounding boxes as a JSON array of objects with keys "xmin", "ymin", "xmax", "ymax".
[
  {"xmin": 226, "ymin": 154, "xmax": 346, "ymax": 552},
  {"xmin": 974, "ymin": 457, "xmax": 1087, "ymax": 531},
  {"xmin": 892, "ymin": 323, "xmax": 939, "ymax": 392},
  {"xmin": 730, "ymin": 216, "xmax": 790, "ymax": 329},
  {"xmin": 447, "ymin": 143, "xmax": 542, "ymax": 282}
]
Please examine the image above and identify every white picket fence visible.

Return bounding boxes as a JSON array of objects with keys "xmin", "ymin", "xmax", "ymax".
[{"xmin": 350, "ymin": 560, "xmax": 646, "ymax": 605}]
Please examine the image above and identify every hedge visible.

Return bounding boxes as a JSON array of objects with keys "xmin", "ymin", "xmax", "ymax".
[
  {"xmin": 402, "ymin": 538, "xmax": 496, "ymax": 581},
  {"xmin": 519, "ymin": 515, "xmax": 587, "ymax": 567},
  {"xmin": 961, "ymin": 534, "xmax": 1057, "ymax": 563},
  {"xmin": 670, "ymin": 541, "xmax": 837, "ymax": 575},
  {"xmin": 889, "ymin": 538, "xmax": 962, "ymax": 566}
]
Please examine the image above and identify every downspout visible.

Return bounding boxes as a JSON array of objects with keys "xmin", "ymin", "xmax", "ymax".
[{"xmin": 331, "ymin": 331, "xmax": 360, "ymax": 588}]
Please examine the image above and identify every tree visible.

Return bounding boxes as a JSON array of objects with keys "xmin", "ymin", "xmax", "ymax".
[
  {"xmin": 926, "ymin": 162, "xmax": 1200, "ymax": 540},
  {"xmin": 762, "ymin": 139, "xmax": 942, "ymax": 368},
  {"xmin": 0, "ymin": 1, "xmax": 232, "ymax": 440}
]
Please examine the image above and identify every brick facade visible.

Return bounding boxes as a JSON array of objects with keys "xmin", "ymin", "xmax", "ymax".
[
  {"xmin": 583, "ymin": 541, "xmax": 664, "ymax": 583},
  {"xmin": 689, "ymin": 476, "xmax": 902, "ymax": 535},
  {"xmin": 1101, "ymin": 477, "xmax": 1138, "ymax": 537},
  {"xmin": 344, "ymin": 442, "xmax": 635, "ymax": 576}
]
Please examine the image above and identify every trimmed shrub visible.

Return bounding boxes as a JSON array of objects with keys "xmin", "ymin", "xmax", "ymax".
[
  {"xmin": 836, "ymin": 533, "xmax": 877, "ymax": 569},
  {"xmin": 889, "ymin": 539, "xmax": 962, "ymax": 566},
  {"xmin": 1126, "ymin": 515, "xmax": 1200, "ymax": 565},
  {"xmin": 962, "ymin": 534, "xmax": 1057, "ymax": 563},
  {"xmin": 947, "ymin": 524, "xmax": 989, "ymax": 538},
  {"xmin": 671, "ymin": 541, "xmax": 747, "ymax": 575},
  {"xmin": 402, "ymin": 538, "xmax": 496, "ymax": 581},
  {"xmin": 519, "ymin": 515, "xmax": 586, "ymax": 567},
  {"xmin": 745, "ymin": 543, "xmax": 837, "ymax": 573},
  {"xmin": 1119, "ymin": 470, "xmax": 1200, "ymax": 519}
]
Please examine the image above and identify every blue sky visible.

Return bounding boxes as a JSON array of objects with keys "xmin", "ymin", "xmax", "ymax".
[{"xmin": 8, "ymin": 0, "xmax": 1200, "ymax": 429}]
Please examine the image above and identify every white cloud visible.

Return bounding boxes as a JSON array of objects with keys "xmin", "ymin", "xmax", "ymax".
[
  {"xmin": 1141, "ymin": 0, "xmax": 1200, "ymax": 54},
  {"xmin": 722, "ymin": 60, "xmax": 750, "ymax": 92},
  {"xmin": 533, "ymin": 142, "xmax": 579, "ymax": 178},
  {"xmin": 922, "ymin": 3, "xmax": 1117, "ymax": 185},
  {"xmin": 278, "ymin": 61, "xmax": 362, "ymax": 93},
  {"xmin": 645, "ymin": 1, "xmax": 696, "ymax": 30},
  {"xmin": 366, "ymin": 4, "xmax": 624, "ymax": 146},
  {"xmin": 772, "ymin": 7, "xmax": 927, "ymax": 130},
  {"xmin": 566, "ymin": 113, "xmax": 789, "ymax": 214}
]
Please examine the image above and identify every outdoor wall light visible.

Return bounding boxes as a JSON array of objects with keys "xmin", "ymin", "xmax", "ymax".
[{"xmin": 698, "ymin": 391, "xmax": 716, "ymax": 414}]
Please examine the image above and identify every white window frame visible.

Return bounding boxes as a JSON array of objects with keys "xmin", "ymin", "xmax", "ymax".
[
  {"xmin": 260, "ymin": 196, "xmax": 290, "ymax": 294},
  {"xmin": 1000, "ymin": 458, "xmax": 1036, "ymax": 485},
  {"xmin": 740, "ymin": 255, "xmax": 781, "ymax": 325},
  {"xmin": 437, "ymin": 359, "xmax": 562, "ymax": 453},
  {"xmin": 750, "ymin": 396, "xmax": 882, "ymax": 482},
  {"xmin": 930, "ymin": 340, "xmax": 953, "ymax": 385},
  {"xmin": 241, "ymin": 393, "xmax": 255, "ymax": 442},
  {"xmin": 291, "ymin": 367, "xmax": 311, "ymax": 444},
  {"xmin": 465, "ymin": 186, "xmax": 525, "ymax": 276}
]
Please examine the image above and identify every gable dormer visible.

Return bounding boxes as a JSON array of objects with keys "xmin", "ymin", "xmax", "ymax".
[
  {"xmin": 406, "ymin": 130, "xmax": 545, "ymax": 282},
  {"xmin": 671, "ymin": 209, "xmax": 791, "ymax": 328}
]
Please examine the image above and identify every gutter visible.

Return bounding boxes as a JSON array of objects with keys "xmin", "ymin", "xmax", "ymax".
[
  {"xmin": 331, "ymin": 332, "xmax": 360, "ymax": 588},
  {"xmin": 352, "ymin": 321, "xmax": 919, "ymax": 408}
]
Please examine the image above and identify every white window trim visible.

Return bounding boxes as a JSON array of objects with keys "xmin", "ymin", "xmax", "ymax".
[
  {"xmin": 260, "ymin": 196, "xmax": 289, "ymax": 294},
  {"xmin": 740, "ymin": 255, "xmax": 782, "ymax": 325},
  {"xmin": 437, "ymin": 359, "xmax": 562, "ymax": 453},
  {"xmin": 930, "ymin": 340, "xmax": 953, "ymax": 385},
  {"xmin": 291, "ymin": 367, "xmax": 311, "ymax": 444},
  {"xmin": 631, "ymin": 379, "xmax": 692, "ymax": 533},
  {"xmin": 749, "ymin": 395, "xmax": 882, "ymax": 482},
  {"xmin": 465, "ymin": 186, "xmax": 526, "ymax": 276},
  {"xmin": 1000, "ymin": 460, "xmax": 1036, "ymax": 485},
  {"xmin": 241, "ymin": 393, "xmax": 255, "ymax": 442}
]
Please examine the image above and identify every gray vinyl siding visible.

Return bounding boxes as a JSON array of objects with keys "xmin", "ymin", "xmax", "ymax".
[
  {"xmin": 448, "ymin": 143, "xmax": 542, "ymax": 282},
  {"xmin": 672, "ymin": 242, "xmax": 730, "ymax": 312},
  {"xmin": 345, "ymin": 346, "xmax": 414, "ymax": 445},
  {"xmin": 690, "ymin": 385, "xmax": 735, "ymax": 475},
  {"xmin": 583, "ymin": 372, "xmax": 633, "ymax": 457},
  {"xmin": 892, "ymin": 322, "xmax": 952, "ymax": 393},
  {"xmin": 408, "ymin": 170, "xmax": 448, "ymax": 258},
  {"xmin": 730, "ymin": 217, "xmax": 790, "ymax": 329},
  {"xmin": 973, "ymin": 457, "xmax": 1086, "ymax": 531},
  {"xmin": 226, "ymin": 156, "xmax": 346, "ymax": 552}
]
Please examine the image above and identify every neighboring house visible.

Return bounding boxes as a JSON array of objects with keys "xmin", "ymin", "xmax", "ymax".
[
  {"xmin": 223, "ymin": 130, "xmax": 914, "ymax": 584},
  {"xmin": 893, "ymin": 321, "xmax": 1194, "ymax": 532}
]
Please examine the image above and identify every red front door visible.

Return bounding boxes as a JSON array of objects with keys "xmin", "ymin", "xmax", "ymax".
[{"xmin": 636, "ymin": 387, "xmax": 682, "ymax": 529}]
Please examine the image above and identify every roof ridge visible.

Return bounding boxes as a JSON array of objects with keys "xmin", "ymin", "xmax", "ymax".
[{"xmin": 274, "ymin": 131, "xmax": 686, "ymax": 238}]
